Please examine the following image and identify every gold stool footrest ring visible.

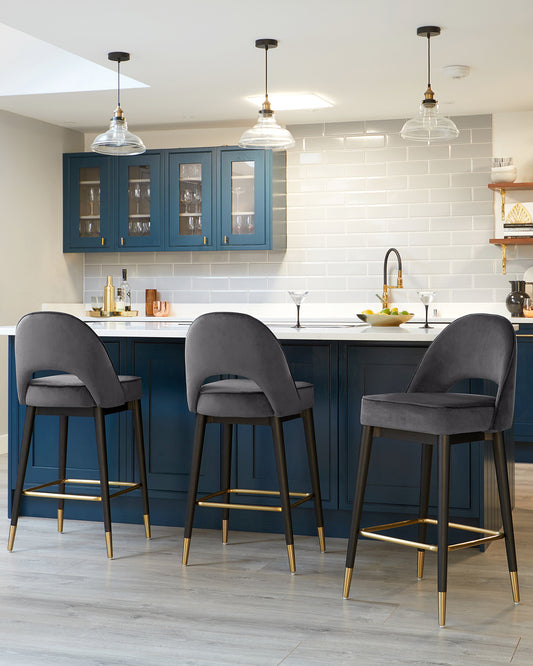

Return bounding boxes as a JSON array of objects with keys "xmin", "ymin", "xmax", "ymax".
[{"xmin": 360, "ymin": 517, "xmax": 504, "ymax": 552}]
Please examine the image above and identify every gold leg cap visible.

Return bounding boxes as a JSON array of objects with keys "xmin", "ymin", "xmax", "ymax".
[
  {"xmin": 222, "ymin": 519, "xmax": 229, "ymax": 545},
  {"xmin": 7, "ymin": 525, "xmax": 16, "ymax": 552},
  {"xmin": 58, "ymin": 508, "xmax": 64, "ymax": 534},
  {"xmin": 438, "ymin": 591, "xmax": 446, "ymax": 627},
  {"xmin": 417, "ymin": 550, "xmax": 425, "ymax": 579},
  {"xmin": 182, "ymin": 537, "xmax": 191, "ymax": 565},
  {"xmin": 343, "ymin": 567, "xmax": 353, "ymax": 599},
  {"xmin": 318, "ymin": 526, "xmax": 326, "ymax": 553},
  {"xmin": 287, "ymin": 543, "xmax": 296, "ymax": 574},
  {"xmin": 143, "ymin": 514, "xmax": 151, "ymax": 539},
  {"xmin": 105, "ymin": 531, "xmax": 113, "ymax": 559},
  {"xmin": 510, "ymin": 571, "xmax": 520, "ymax": 604}
]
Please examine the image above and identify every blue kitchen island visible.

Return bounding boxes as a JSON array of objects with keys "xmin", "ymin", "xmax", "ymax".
[{"xmin": 2, "ymin": 319, "xmax": 511, "ymax": 540}]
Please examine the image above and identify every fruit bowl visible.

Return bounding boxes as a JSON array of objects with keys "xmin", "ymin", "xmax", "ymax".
[{"xmin": 357, "ymin": 313, "xmax": 414, "ymax": 327}]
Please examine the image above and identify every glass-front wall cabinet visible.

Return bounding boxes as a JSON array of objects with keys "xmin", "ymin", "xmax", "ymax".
[
  {"xmin": 168, "ymin": 151, "xmax": 213, "ymax": 248},
  {"xmin": 64, "ymin": 154, "xmax": 112, "ymax": 250},
  {"xmin": 220, "ymin": 149, "xmax": 266, "ymax": 247},
  {"xmin": 118, "ymin": 153, "xmax": 161, "ymax": 248}
]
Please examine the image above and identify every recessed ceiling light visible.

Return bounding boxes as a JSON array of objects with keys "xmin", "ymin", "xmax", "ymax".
[{"xmin": 246, "ymin": 92, "xmax": 333, "ymax": 111}]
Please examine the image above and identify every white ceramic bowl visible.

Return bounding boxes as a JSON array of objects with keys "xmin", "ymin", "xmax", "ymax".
[
  {"xmin": 357, "ymin": 313, "xmax": 414, "ymax": 327},
  {"xmin": 491, "ymin": 166, "xmax": 517, "ymax": 183}
]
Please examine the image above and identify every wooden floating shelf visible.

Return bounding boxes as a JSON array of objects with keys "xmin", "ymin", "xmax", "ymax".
[{"xmin": 488, "ymin": 182, "xmax": 533, "ymax": 191}]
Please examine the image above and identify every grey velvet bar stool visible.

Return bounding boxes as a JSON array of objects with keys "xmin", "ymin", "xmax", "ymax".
[
  {"xmin": 9, "ymin": 311, "xmax": 151, "ymax": 558},
  {"xmin": 343, "ymin": 313, "xmax": 519, "ymax": 626},
  {"xmin": 182, "ymin": 312, "xmax": 326, "ymax": 573}
]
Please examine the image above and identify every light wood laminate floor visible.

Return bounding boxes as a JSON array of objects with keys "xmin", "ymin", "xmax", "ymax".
[{"xmin": 0, "ymin": 454, "xmax": 532, "ymax": 665}]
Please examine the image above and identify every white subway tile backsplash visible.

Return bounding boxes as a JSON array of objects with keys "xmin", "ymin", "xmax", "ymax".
[{"xmin": 84, "ymin": 114, "xmax": 497, "ymax": 306}]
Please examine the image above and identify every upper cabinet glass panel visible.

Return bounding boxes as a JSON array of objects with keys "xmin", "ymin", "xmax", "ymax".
[
  {"xmin": 231, "ymin": 160, "xmax": 255, "ymax": 236},
  {"xmin": 168, "ymin": 151, "xmax": 213, "ymax": 248},
  {"xmin": 179, "ymin": 163, "xmax": 203, "ymax": 236},
  {"xmin": 118, "ymin": 153, "xmax": 162, "ymax": 248},
  {"xmin": 79, "ymin": 167, "xmax": 101, "ymax": 238}
]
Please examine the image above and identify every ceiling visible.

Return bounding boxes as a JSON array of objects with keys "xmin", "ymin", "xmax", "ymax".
[{"xmin": 0, "ymin": 0, "xmax": 532, "ymax": 133}]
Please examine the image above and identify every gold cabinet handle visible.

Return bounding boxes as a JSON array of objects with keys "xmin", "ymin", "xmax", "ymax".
[
  {"xmin": 224, "ymin": 235, "xmax": 229, "ymax": 244},
  {"xmin": 203, "ymin": 236, "xmax": 208, "ymax": 245},
  {"xmin": 101, "ymin": 237, "xmax": 105, "ymax": 246},
  {"xmin": 121, "ymin": 237, "xmax": 124, "ymax": 246}
]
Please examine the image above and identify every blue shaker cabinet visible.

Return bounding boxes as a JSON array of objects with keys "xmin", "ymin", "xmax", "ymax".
[
  {"xmin": 63, "ymin": 146, "xmax": 286, "ymax": 252},
  {"xmin": 63, "ymin": 151, "xmax": 163, "ymax": 252}
]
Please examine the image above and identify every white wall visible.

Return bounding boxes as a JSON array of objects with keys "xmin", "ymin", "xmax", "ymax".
[{"xmin": 0, "ymin": 110, "xmax": 84, "ymax": 444}]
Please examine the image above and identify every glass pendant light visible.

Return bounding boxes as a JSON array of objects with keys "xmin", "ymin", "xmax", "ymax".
[
  {"xmin": 400, "ymin": 27, "xmax": 459, "ymax": 144},
  {"xmin": 239, "ymin": 39, "xmax": 295, "ymax": 151},
  {"xmin": 91, "ymin": 51, "xmax": 146, "ymax": 156}
]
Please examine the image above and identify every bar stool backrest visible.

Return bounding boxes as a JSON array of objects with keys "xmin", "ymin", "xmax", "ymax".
[
  {"xmin": 15, "ymin": 311, "xmax": 125, "ymax": 409},
  {"xmin": 407, "ymin": 313, "xmax": 517, "ymax": 432},
  {"xmin": 185, "ymin": 312, "xmax": 302, "ymax": 417}
]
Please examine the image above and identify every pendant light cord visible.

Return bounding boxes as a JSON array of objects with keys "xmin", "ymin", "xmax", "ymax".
[
  {"xmin": 264, "ymin": 44, "xmax": 269, "ymax": 101},
  {"xmin": 426, "ymin": 31, "xmax": 431, "ymax": 89},
  {"xmin": 117, "ymin": 59, "xmax": 121, "ymax": 109}
]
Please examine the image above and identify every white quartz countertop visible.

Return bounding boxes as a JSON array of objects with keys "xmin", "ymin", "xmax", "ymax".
[{"xmin": 0, "ymin": 302, "xmax": 525, "ymax": 342}]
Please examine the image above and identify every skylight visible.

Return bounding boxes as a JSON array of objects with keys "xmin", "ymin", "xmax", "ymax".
[{"xmin": 0, "ymin": 22, "xmax": 147, "ymax": 96}]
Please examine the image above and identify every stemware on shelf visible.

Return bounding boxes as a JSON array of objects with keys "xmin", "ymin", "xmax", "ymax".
[
  {"xmin": 417, "ymin": 290, "xmax": 436, "ymax": 328},
  {"xmin": 288, "ymin": 290, "xmax": 308, "ymax": 328}
]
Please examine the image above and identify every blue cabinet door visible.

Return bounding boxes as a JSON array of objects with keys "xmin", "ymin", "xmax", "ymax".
[
  {"xmin": 513, "ymin": 330, "xmax": 533, "ymax": 442},
  {"xmin": 234, "ymin": 342, "xmax": 338, "ymax": 512},
  {"xmin": 117, "ymin": 153, "xmax": 163, "ymax": 249},
  {"xmin": 63, "ymin": 154, "xmax": 114, "ymax": 251},
  {"xmin": 219, "ymin": 149, "xmax": 269, "ymax": 249},
  {"xmin": 131, "ymin": 340, "xmax": 220, "ymax": 494},
  {"xmin": 338, "ymin": 343, "xmax": 476, "ymax": 517},
  {"xmin": 168, "ymin": 150, "xmax": 214, "ymax": 249}
]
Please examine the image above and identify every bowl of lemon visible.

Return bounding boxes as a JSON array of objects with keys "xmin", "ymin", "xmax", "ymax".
[{"xmin": 357, "ymin": 307, "xmax": 414, "ymax": 326}]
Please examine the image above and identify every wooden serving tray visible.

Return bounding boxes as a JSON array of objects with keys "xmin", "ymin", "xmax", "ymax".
[{"xmin": 86, "ymin": 310, "xmax": 139, "ymax": 318}]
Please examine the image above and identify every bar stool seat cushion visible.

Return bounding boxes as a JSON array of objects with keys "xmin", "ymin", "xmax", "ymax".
[
  {"xmin": 25, "ymin": 374, "xmax": 142, "ymax": 408},
  {"xmin": 361, "ymin": 392, "xmax": 496, "ymax": 436},
  {"xmin": 197, "ymin": 379, "xmax": 314, "ymax": 418}
]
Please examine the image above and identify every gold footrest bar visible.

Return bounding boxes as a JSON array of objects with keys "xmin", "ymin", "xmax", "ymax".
[
  {"xmin": 197, "ymin": 488, "xmax": 313, "ymax": 513},
  {"xmin": 360, "ymin": 517, "xmax": 504, "ymax": 553},
  {"xmin": 22, "ymin": 478, "xmax": 141, "ymax": 502}
]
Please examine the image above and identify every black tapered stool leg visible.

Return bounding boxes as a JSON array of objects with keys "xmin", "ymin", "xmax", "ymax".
[
  {"xmin": 58, "ymin": 416, "xmax": 68, "ymax": 534},
  {"xmin": 271, "ymin": 417, "xmax": 296, "ymax": 573},
  {"xmin": 8, "ymin": 406, "xmax": 36, "ymax": 551},
  {"xmin": 417, "ymin": 443, "xmax": 433, "ymax": 579},
  {"xmin": 493, "ymin": 431, "xmax": 520, "ymax": 603},
  {"xmin": 132, "ymin": 400, "xmax": 151, "ymax": 539},
  {"xmin": 344, "ymin": 425, "xmax": 374, "ymax": 599},
  {"xmin": 182, "ymin": 414, "xmax": 207, "ymax": 565},
  {"xmin": 437, "ymin": 435, "xmax": 451, "ymax": 626},
  {"xmin": 302, "ymin": 408, "xmax": 326, "ymax": 552},
  {"xmin": 221, "ymin": 423, "xmax": 233, "ymax": 544},
  {"xmin": 94, "ymin": 408, "xmax": 113, "ymax": 559}
]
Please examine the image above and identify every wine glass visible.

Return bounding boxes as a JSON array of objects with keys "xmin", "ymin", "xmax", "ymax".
[
  {"xmin": 133, "ymin": 183, "xmax": 142, "ymax": 214},
  {"xmin": 417, "ymin": 290, "xmax": 435, "ymax": 329},
  {"xmin": 288, "ymin": 291, "xmax": 308, "ymax": 328}
]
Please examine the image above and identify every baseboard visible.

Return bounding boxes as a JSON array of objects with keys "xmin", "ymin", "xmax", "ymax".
[{"xmin": 0, "ymin": 434, "xmax": 7, "ymax": 455}]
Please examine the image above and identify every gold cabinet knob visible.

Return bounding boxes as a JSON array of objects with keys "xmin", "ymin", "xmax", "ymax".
[
  {"xmin": 121, "ymin": 237, "xmax": 124, "ymax": 246},
  {"xmin": 224, "ymin": 235, "xmax": 229, "ymax": 244},
  {"xmin": 101, "ymin": 237, "xmax": 105, "ymax": 246},
  {"xmin": 203, "ymin": 236, "xmax": 208, "ymax": 245}
]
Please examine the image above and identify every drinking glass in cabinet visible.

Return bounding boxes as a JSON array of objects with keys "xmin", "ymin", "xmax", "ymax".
[
  {"xmin": 231, "ymin": 161, "xmax": 254, "ymax": 235},
  {"xmin": 79, "ymin": 167, "xmax": 101, "ymax": 238}
]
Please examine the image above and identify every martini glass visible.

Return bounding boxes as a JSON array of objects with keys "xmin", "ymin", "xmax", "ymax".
[
  {"xmin": 289, "ymin": 291, "xmax": 308, "ymax": 328},
  {"xmin": 417, "ymin": 290, "xmax": 435, "ymax": 328}
]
